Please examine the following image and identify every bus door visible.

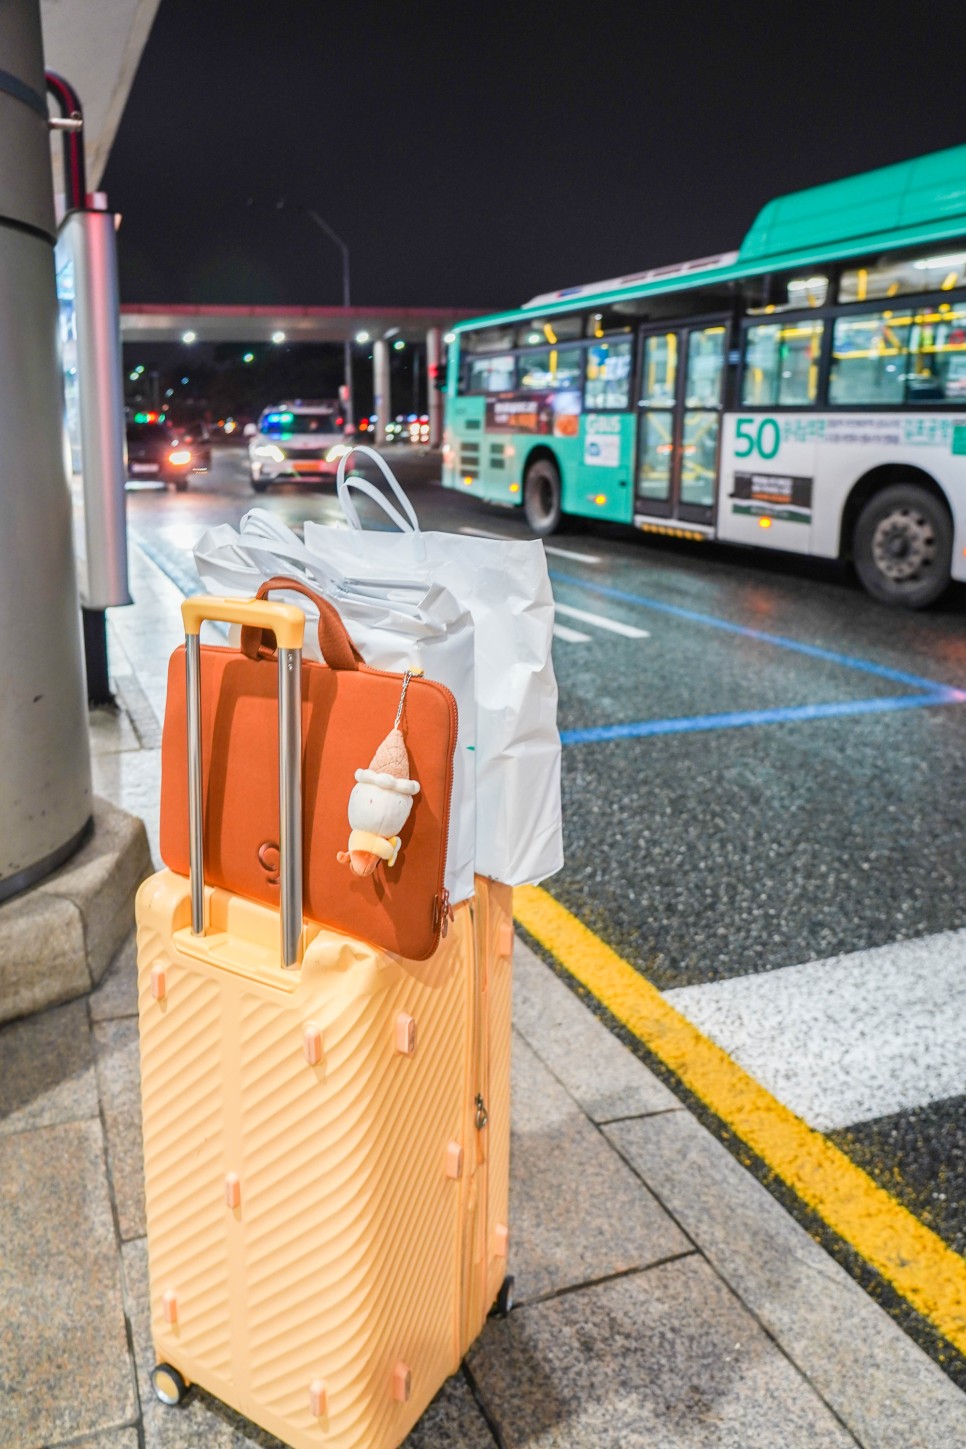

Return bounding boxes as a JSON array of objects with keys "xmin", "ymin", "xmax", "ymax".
[{"xmin": 635, "ymin": 322, "xmax": 727, "ymax": 527}]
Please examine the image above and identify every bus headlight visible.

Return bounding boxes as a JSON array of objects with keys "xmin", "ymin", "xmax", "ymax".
[
  {"xmin": 326, "ymin": 444, "xmax": 351, "ymax": 462},
  {"xmin": 254, "ymin": 444, "xmax": 285, "ymax": 462},
  {"xmin": 169, "ymin": 449, "xmax": 192, "ymax": 466}
]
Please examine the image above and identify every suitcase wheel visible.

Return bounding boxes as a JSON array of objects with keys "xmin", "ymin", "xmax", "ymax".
[
  {"xmin": 151, "ymin": 1362, "xmax": 190, "ymax": 1406},
  {"xmin": 491, "ymin": 1274, "xmax": 515, "ymax": 1319}
]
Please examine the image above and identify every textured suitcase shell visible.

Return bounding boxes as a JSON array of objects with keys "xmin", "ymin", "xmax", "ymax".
[{"xmin": 136, "ymin": 868, "xmax": 512, "ymax": 1449}]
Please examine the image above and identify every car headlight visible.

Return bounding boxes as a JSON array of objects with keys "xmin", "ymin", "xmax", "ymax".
[
  {"xmin": 325, "ymin": 444, "xmax": 351, "ymax": 462},
  {"xmin": 254, "ymin": 443, "xmax": 285, "ymax": 462},
  {"xmin": 169, "ymin": 449, "xmax": 192, "ymax": 465}
]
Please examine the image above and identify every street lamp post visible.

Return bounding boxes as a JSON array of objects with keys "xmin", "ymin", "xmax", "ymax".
[
  {"xmin": 302, "ymin": 208, "xmax": 354, "ymax": 435},
  {"xmin": 259, "ymin": 198, "xmax": 354, "ymax": 434}
]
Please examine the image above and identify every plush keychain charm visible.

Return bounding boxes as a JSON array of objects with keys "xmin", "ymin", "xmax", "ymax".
[{"xmin": 337, "ymin": 670, "xmax": 421, "ymax": 878}]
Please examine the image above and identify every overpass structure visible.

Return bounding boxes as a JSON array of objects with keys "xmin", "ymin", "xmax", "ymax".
[{"xmin": 120, "ymin": 302, "xmax": 485, "ymax": 444}]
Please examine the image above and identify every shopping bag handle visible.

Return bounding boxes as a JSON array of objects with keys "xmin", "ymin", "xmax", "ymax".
[
  {"xmin": 238, "ymin": 509, "xmax": 350, "ymax": 589},
  {"xmin": 181, "ymin": 595, "xmax": 304, "ymax": 969},
  {"xmin": 336, "ymin": 445, "xmax": 421, "ymax": 534},
  {"xmin": 240, "ymin": 576, "xmax": 364, "ymax": 671}
]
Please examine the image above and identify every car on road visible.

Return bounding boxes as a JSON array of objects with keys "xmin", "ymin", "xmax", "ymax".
[
  {"xmin": 170, "ymin": 418, "xmax": 212, "ymax": 471},
  {"xmin": 247, "ymin": 401, "xmax": 347, "ymax": 491},
  {"xmin": 126, "ymin": 416, "xmax": 196, "ymax": 490}
]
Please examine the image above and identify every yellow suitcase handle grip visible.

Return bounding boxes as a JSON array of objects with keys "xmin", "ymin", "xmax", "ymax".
[{"xmin": 181, "ymin": 595, "xmax": 306, "ymax": 651}]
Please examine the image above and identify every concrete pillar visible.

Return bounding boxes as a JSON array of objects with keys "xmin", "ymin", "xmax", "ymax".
[
  {"xmin": 373, "ymin": 338, "xmax": 390, "ymax": 447},
  {"xmin": 0, "ymin": 0, "xmax": 93, "ymax": 902},
  {"xmin": 427, "ymin": 327, "xmax": 442, "ymax": 448}
]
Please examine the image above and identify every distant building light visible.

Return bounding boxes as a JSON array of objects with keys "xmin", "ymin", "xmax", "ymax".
[
  {"xmin": 129, "ymin": 371, "xmax": 139, "ymax": 381},
  {"xmin": 393, "ymin": 339, "xmax": 405, "ymax": 351},
  {"xmin": 180, "ymin": 376, "xmax": 189, "ymax": 384},
  {"xmin": 444, "ymin": 332, "xmax": 456, "ymax": 344},
  {"xmin": 243, "ymin": 351, "xmax": 254, "ymax": 363},
  {"xmin": 165, "ymin": 388, "xmax": 174, "ymax": 397},
  {"xmin": 355, "ymin": 330, "xmax": 370, "ymax": 344},
  {"xmin": 271, "ymin": 330, "xmax": 286, "ymax": 344},
  {"xmin": 182, "ymin": 330, "xmax": 197, "ymax": 344}
]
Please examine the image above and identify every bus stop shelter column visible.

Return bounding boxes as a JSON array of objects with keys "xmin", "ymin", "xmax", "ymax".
[
  {"xmin": 373, "ymin": 338, "xmax": 390, "ymax": 447},
  {"xmin": 427, "ymin": 327, "xmax": 442, "ymax": 448},
  {"xmin": 0, "ymin": 0, "xmax": 93, "ymax": 904}
]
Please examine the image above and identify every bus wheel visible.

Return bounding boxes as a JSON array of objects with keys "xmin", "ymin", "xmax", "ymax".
[
  {"xmin": 854, "ymin": 483, "xmax": 952, "ymax": 608},
  {"xmin": 523, "ymin": 458, "xmax": 562, "ymax": 536}
]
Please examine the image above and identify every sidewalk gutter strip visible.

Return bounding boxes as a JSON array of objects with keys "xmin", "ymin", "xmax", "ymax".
[{"xmin": 513, "ymin": 884, "xmax": 966, "ymax": 1356}]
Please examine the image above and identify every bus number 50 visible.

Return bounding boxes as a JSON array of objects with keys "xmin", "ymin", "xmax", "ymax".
[{"xmin": 735, "ymin": 417, "xmax": 780, "ymax": 460}]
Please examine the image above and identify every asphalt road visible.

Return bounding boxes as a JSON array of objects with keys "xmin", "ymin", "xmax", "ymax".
[{"xmin": 129, "ymin": 443, "xmax": 966, "ymax": 1375}]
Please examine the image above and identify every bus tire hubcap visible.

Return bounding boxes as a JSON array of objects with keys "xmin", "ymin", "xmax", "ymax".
[{"xmin": 872, "ymin": 508, "xmax": 935, "ymax": 582}]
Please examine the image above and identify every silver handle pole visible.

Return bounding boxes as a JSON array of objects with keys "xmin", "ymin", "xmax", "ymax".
[
  {"xmin": 278, "ymin": 647, "xmax": 303, "ymax": 967},
  {"xmin": 185, "ymin": 633, "xmax": 205, "ymax": 935}
]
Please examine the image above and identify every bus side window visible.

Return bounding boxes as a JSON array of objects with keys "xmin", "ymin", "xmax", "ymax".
[
  {"xmin": 742, "ymin": 320, "xmax": 824, "ymax": 407},
  {"xmin": 907, "ymin": 303, "xmax": 966, "ymax": 403},
  {"xmin": 828, "ymin": 311, "xmax": 910, "ymax": 406},
  {"xmin": 584, "ymin": 339, "xmax": 633, "ymax": 410},
  {"xmin": 465, "ymin": 354, "xmax": 517, "ymax": 394},
  {"xmin": 518, "ymin": 346, "xmax": 584, "ymax": 392}
]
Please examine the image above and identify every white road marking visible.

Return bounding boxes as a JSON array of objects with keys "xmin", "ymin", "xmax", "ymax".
[
  {"xmin": 458, "ymin": 525, "xmax": 514, "ymax": 540},
  {"xmin": 554, "ymin": 603, "xmax": 650, "ymax": 639},
  {"xmin": 545, "ymin": 545, "xmax": 601, "ymax": 563},
  {"xmin": 553, "ymin": 623, "xmax": 592, "ymax": 643},
  {"xmin": 665, "ymin": 928, "xmax": 966, "ymax": 1131}
]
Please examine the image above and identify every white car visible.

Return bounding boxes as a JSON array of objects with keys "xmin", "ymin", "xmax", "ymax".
[{"xmin": 247, "ymin": 401, "xmax": 348, "ymax": 491}]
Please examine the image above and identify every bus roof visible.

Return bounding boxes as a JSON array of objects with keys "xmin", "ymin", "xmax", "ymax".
[{"xmin": 453, "ymin": 143, "xmax": 966, "ymax": 335}]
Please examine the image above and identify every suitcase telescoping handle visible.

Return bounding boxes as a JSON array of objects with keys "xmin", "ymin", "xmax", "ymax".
[{"xmin": 181, "ymin": 596, "xmax": 307, "ymax": 969}]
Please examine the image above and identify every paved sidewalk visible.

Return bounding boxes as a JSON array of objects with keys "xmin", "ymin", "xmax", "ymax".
[{"xmin": 2, "ymin": 540, "xmax": 966, "ymax": 1448}]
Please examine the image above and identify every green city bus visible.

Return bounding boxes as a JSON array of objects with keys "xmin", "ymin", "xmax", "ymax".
[{"xmin": 442, "ymin": 144, "xmax": 966, "ymax": 607}]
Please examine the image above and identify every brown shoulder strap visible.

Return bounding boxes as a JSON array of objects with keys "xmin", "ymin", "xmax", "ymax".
[{"xmin": 239, "ymin": 575, "xmax": 363, "ymax": 671}]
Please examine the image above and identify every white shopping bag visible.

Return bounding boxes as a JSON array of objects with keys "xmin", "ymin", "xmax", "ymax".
[
  {"xmin": 193, "ymin": 514, "xmax": 477, "ymax": 906},
  {"xmin": 303, "ymin": 446, "xmax": 563, "ymax": 887}
]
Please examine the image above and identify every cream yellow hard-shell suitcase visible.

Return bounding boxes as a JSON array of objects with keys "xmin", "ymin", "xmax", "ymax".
[{"xmin": 136, "ymin": 596, "xmax": 513, "ymax": 1448}]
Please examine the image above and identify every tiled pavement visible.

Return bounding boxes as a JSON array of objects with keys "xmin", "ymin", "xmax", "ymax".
[
  {"xmin": 4, "ymin": 922, "xmax": 966, "ymax": 1447},
  {"xmin": 3, "ymin": 545, "xmax": 966, "ymax": 1447}
]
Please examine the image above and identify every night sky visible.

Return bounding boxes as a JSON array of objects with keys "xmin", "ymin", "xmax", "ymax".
[{"xmin": 103, "ymin": 0, "xmax": 966, "ymax": 314}]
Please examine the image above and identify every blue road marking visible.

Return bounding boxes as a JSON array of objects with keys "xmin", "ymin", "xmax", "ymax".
[
  {"xmin": 549, "ymin": 569, "xmax": 966, "ymax": 744},
  {"xmin": 548, "ymin": 570, "xmax": 955, "ymax": 693},
  {"xmin": 561, "ymin": 691, "xmax": 964, "ymax": 746}
]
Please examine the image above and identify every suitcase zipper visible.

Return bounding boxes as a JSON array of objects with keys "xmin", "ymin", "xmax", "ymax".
[{"xmin": 473, "ymin": 903, "xmax": 489, "ymax": 1134}]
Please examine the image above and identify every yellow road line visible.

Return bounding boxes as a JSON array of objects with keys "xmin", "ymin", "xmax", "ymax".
[{"xmin": 514, "ymin": 884, "xmax": 966, "ymax": 1351}]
